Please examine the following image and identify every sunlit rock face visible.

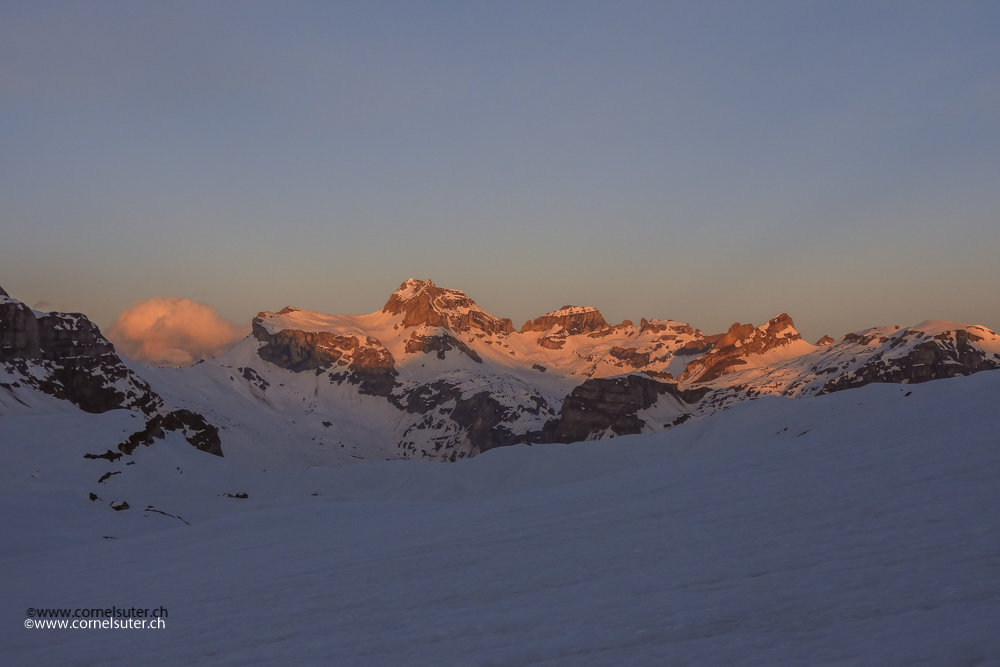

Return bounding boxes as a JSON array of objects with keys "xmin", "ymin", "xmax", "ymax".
[
  {"xmin": 678, "ymin": 320, "xmax": 1000, "ymax": 419},
  {"xmin": 679, "ymin": 313, "xmax": 803, "ymax": 384},
  {"xmin": 382, "ymin": 279, "xmax": 515, "ymax": 336},
  {"xmin": 521, "ymin": 305, "xmax": 610, "ymax": 336},
  {"xmin": 520, "ymin": 305, "xmax": 610, "ymax": 350}
]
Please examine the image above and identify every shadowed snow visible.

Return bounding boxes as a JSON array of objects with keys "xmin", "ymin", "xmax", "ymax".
[{"xmin": 2, "ymin": 371, "xmax": 999, "ymax": 664}]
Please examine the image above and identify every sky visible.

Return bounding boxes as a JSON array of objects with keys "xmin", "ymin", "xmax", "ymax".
[{"xmin": 2, "ymin": 0, "xmax": 998, "ymax": 352}]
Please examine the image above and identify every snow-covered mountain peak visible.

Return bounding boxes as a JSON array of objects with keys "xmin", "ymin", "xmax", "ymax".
[
  {"xmin": 836, "ymin": 321, "xmax": 997, "ymax": 351},
  {"xmin": 906, "ymin": 320, "xmax": 996, "ymax": 338},
  {"xmin": 252, "ymin": 307, "xmax": 367, "ymax": 338}
]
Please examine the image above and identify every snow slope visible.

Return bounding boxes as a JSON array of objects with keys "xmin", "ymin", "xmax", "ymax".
[{"xmin": 3, "ymin": 371, "xmax": 999, "ymax": 665}]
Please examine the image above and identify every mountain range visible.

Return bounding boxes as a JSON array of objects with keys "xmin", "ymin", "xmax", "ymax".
[
  {"xmin": 5, "ymin": 279, "xmax": 1000, "ymax": 663},
  {"xmin": 3, "ymin": 279, "xmax": 998, "ymax": 467}
]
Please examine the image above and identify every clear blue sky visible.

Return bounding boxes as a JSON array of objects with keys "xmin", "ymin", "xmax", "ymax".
[{"xmin": 2, "ymin": 1, "xmax": 998, "ymax": 342}]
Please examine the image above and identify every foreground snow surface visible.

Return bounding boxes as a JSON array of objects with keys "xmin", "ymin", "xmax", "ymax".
[{"xmin": 3, "ymin": 373, "xmax": 1000, "ymax": 665}]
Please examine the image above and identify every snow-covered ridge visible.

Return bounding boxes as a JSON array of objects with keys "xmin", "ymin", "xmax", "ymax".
[{"xmin": 253, "ymin": 306, "xmax": 374, "ymax": 338}]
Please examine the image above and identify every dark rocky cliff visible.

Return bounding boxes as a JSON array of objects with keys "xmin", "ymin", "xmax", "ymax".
[
  {"xmin": 0, "ymin": 286, "xmax": 222, "ymax": 456},
  {"xmin": 542, "ymin": 375, "xmax": 710, "ymax": 443},
  {"xmin": 1, "ymin": 291, "xmax": 162, "ymax": 415},
  {"xmin": 0, "ymin": 289, "xmax": 42, "ymax": 361}
]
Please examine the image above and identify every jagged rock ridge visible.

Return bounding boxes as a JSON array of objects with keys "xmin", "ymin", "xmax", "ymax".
[{"xmin": 679, "ymin": 313, "xmax": 805, "ymax": 384}]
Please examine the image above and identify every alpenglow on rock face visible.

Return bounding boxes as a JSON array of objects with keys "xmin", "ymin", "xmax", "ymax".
[
  {"xmin": 382, "ymin": 279, "xmax": 515, "ymax": 336},
  {"xmin": 678, "ymin": 313, "xmax": 806, "ymax": 384},
  {"xmin": 7, "ymin": 279, "xmax": 1000, "ymax": 467}
]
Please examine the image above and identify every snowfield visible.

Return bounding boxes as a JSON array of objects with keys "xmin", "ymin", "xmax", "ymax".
[{"xmin": 2, "ymin": 371, "xmax": 999, "ymax": 665}]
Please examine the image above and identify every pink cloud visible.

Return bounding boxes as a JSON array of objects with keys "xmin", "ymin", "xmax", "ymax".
[{"xmin": 108, "ymin": 297, "xmax": 248, "ymax": 366}]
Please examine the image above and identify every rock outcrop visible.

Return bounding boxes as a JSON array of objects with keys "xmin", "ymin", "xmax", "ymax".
[
  {"xmin": 253, "ymin": 316, "xmax": 397, "ymax": 396},
  {"xmin": 1, "ymin": 288, "xmax": 162, "ymax": 415},
  {"xmin": 387, "ymin": 375, "xmax": 554, "ymax": 460},
  {"xmin": 449, "ymin": 392, "xmax": 522, "ymax": 455},
  {"xmin": 608, "ymin": 346, "xmax": 652, "ymax": 369},
  {"xmin": 675, "ymin": 332, "xmax": 725, "ymax": 357},
  {"xmin": 521, "ymin": 306, "xmax": 611, "ymax": 349},
  {"xmin": 117, "ymin": 409, "xmax": 223, "ymax": 457},
  {"xmin": 521, "ymin": 306, "xmax": 609, "ymax": 335},
  {"xmin": 36, "ymin": 312, "xmax": 116, "ymax": 360},
  {"xmin": 404, "ymin": 331, "xmax": 482, "ymax": 363}
]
